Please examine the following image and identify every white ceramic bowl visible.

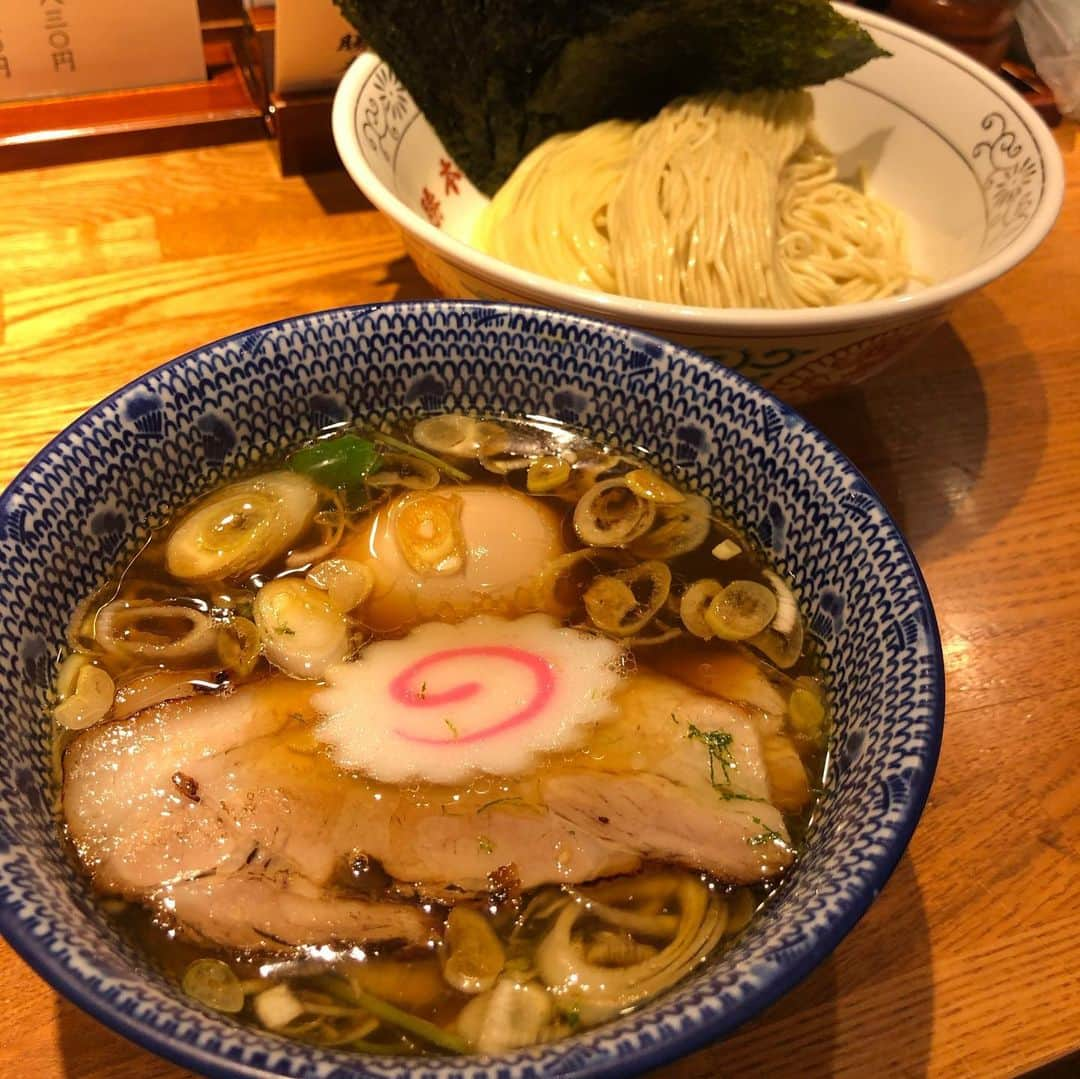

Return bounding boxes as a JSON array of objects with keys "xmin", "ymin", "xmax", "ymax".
[{"xmin": 332, "ymin": 4, "xmax": 1064, "ymax": 403}]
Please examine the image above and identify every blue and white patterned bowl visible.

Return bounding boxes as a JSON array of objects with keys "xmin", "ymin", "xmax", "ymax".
[{"xmin": 0, "ymin": 302, "xmax": 943, "ymax": 1078}]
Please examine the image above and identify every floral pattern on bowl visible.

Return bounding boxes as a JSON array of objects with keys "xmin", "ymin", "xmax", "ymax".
[{"xmin": 332, "ymin": 4, "xmax": 1063, "ymax": 403}]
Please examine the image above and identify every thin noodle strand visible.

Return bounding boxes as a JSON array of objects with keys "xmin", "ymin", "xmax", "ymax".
[{"xmin": 473, "ymin": 91, "xmax": 913, "ymax": 309}]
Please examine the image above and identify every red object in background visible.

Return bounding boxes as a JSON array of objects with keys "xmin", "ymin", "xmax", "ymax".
[{"xmin": 888, "ymin": 0, "xmax": 1020, "ymax": 68}]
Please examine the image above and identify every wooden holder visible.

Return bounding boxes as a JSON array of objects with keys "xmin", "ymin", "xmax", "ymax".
[
  {"xmin": 0, "ymin": 5, "xmax": 267, "ymax": 172},
  {"xmin": 254, "ymin": 3, "xmax": 344, "ymax": 177},
  {"xmin": 268, "ymin": 87, "xmax": 341, "ymax": 176}
]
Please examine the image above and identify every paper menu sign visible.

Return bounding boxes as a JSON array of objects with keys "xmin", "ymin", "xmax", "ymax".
[
  {"xmin": 0, "ymin": 0, "xmax": 205, "ymax": 104},
  {"xmin": 274, "ymin": 0, "xmax": 364, "ymax": 95}
]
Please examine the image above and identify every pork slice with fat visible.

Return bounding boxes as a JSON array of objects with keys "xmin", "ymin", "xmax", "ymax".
[{"xmin": 63, "ymin": 669, "xmax": 793, "ymax": 950}]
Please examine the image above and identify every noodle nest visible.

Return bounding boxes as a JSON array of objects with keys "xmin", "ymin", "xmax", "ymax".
[{"xmin": 473, "ymin": 91, "xmax": 911, "ymax": 309}]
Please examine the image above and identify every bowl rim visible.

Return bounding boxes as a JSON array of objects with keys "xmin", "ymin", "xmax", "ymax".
[
  {"xmin": 331, "ymin": 2, "xmax": 1065, "ymax": 334},
  {"xmin": 0, "ymin": 300, "xmax": 945, "ymax": 1079}
]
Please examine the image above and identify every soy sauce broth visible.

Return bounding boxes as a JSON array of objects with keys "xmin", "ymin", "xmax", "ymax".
[{"xmin": 53, "ymin": 413, "xmax": 829, "ymax": 1055}]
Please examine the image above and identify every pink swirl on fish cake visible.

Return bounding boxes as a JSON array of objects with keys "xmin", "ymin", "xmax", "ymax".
[
  {"xmin": 314, "ymin": 614, "xmax": 625, "ymax": 784},
  {"xmin": 389, "ymin": 645, "xmax": 556, "ymax": 745}
]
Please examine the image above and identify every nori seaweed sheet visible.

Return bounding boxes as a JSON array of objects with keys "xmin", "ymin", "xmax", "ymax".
[{"xmin": 335, "ymin": 1, "xmax": 888, "ymax": 194}]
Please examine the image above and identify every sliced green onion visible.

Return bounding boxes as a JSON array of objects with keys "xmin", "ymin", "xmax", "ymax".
[
  {"xmin": 748, "ymin": 619, "xmax": 804, "ymax": 669},
  {"xmin": 289, "ymin": 434, "xmax": 382, "ymax": 492},
  {"xmin": 392, "ymin": 491, "xmax": 465, "ymax": 575},
  {"xmin": 704, "ymin": 580, "xmax": 778, "ymax": 641},
  {"xmin": 711, "ymin": 539, "xmax": 741, "ymax": 560},
  {"xmin": 55, "ymin": 652, "xmax": 91, "ymax": 699},
  {"xmin": 789, "ymin": 680, "xmax": 827, "ymax": 739},
  {"xmin": 217, "ymin": 616, "xmax": 260, "ymax": 676},
  {"xmin": 310, "ymin": 975, "xmax": 468, "ymax": 1054},
  {"xmin": 762, "ymin": 569, "xmax": 799, "ymax": 636},
  {"xmin": 573, "ymin": 479, "xmax": 656, "ymax": 547},
  {"xmin": 625, "ymin": 468, "xmax": 684, "ymax": 505},
  {"xmin": 372, "ymin": 431, "xmax": 471, "ymax": 482},
  {"xmin": 346, "ymin": 1038, "xmax": 418, "ymax": 1055},
  {"xmin": 442, "ymin": 906, "xmax": 506, "ymax": 994},
  {"xmin": 412, "ymin": 414, "xmax": 506, "ymax": 460},
  {"xmin": 253, "ymin": 577, "xmax": 349, "ymax": 679},
  {"xmin": 629, "ymin": 495, "xmax": 710, "ymax": 559},
  {"xmin": 182, "ymin": 958, "xmax": 244, "ymax": 1013},
  {"xmin": 346, "ymin": 983, "xmax": 468, "ymax": 1053},
  {"xmin": 527, "ymin": 456, "xmax": 571, "ymax": 494},
  {"xmin": 679, "ymin": 578, "xmax": 723, "ymax": 639},
  {"xmin": 367, "ymin": 453, "xmax": 441, "ymax": 490},
  {"xmin": 54, "ymin": 663, "xmax": 115, "ymax": 731},
  {"xmin": 584, "ymin": 561, "xmax": 671, "ymax": 637},
  {"xmin": 307, "ymin": 557, "xmax": 375, "ymax": 612},
  {"xmin": 166, "ymin": 472, "xmax": 319, "ymax": 581}
]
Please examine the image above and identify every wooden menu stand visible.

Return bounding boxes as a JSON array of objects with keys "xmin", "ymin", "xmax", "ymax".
[
  {"xmin": 248, "ymin": 3, "xmax": 343, "ymax": 177},
  {"xmin": 268, "ymin": 87, "xmax": 340, "ymax": 176},
  {"xmin": 0, "ymin": 4, "xmax": 268, "ymax": 173},
  {"xmin": 0, "ymin": 0, "xmax": 344, "ymax": 177}
]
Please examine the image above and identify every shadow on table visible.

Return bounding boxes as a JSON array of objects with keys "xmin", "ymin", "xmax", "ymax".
[
  {"xmin": 658, "ymin": 854, "xmax": 934, "ymax": 1078},
  {"xmin": 302, "ymin": 169, "xmax": 373, "ymax": 215},
  {"xmin": 55, "ymin": 992, "xmax": 192, "ymax": 1078},
  {"xmin": 801, "ymin": 302, "xmax": 1048, "ymax": 558},
  {"xmin": 379, "ymin": 255, "xmax": 441, "ymax": 301}
]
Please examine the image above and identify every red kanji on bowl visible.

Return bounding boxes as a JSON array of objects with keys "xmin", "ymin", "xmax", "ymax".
[
  {"xmin": 439, "ymin": 159, "xmax": 463, "ymax": 197},
  {"xmin": 420, "ymin": 187, "xmax": 443, "ymax": 227}
]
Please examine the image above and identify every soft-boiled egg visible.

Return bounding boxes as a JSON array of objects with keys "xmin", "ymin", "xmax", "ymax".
[{"xmin": 337, "ymin": 485, "xmax": 567, "ymax": 630}]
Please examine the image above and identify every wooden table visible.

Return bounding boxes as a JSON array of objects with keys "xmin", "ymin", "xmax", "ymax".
[{"xmin": 0, "ymin": 126, "xmax": 1077, "ymax": 1078}]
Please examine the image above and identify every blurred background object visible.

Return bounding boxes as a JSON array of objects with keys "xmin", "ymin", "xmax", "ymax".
[
  {"xmin": 0, "ymin": 0, "xmax": 266, "ymax": 171},
  {"xmin": 860, "ymin": 0, "xmax": 1068, "ymax": 123},
  {"xmin": 274, "ymin": 0, "xmax": 361, "ymax": 94},
  {"xmin": 0, "ymin": 0, "xmax": 205, "ymax": 104},
  {"xmin": 1016, "ymin": 0, "xmax": 1080, "ymax": 118},
  {"xmin": 268, "ymin": 0, "xmax": 364, "ymax": 173},
  {"xmin": 886, "ymin": 0, "xmax": 1021, "ymax": 68}
]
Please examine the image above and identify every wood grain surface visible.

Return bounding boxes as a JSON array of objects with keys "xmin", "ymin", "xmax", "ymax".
[{"xmin": 0, "ymin": 127, "xmax": 1077, "ymax": 1079}]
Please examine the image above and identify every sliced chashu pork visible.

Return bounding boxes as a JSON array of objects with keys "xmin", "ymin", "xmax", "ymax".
[
  {"xmin": 159, "ymin": 872, "xmax": 437, "ymax": 951},
  {"xmin": 63, "ymin": 669, "xmax": 793, "ymax": 950},
  {"xmin": 64, "ymin": 677, "xmax": 436, "ymax": 951}
]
